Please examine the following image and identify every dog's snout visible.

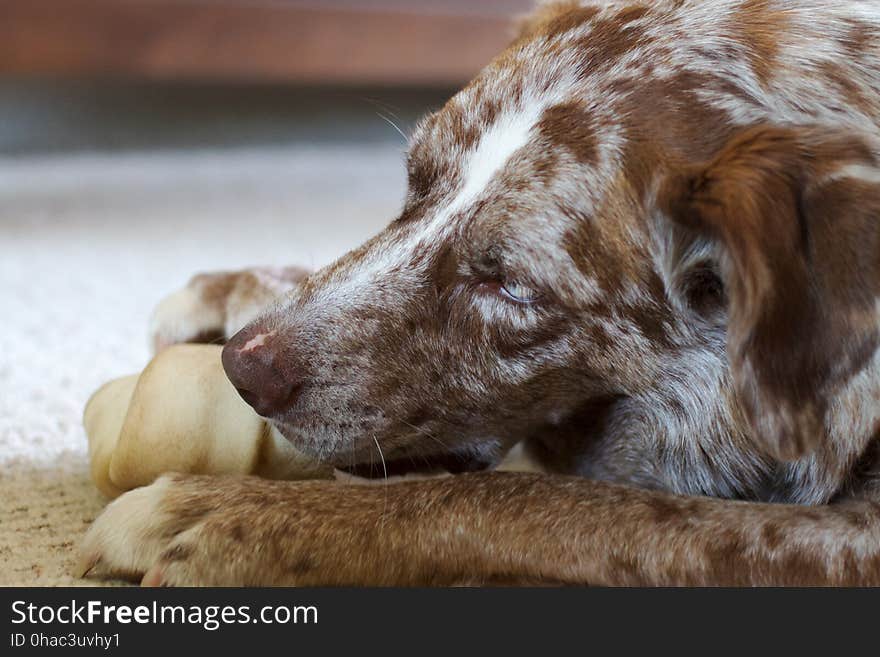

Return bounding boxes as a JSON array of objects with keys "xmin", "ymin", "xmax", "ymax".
[{"xmin": 221, "ymin": 328, "xmax": 302, "ymax": 418}]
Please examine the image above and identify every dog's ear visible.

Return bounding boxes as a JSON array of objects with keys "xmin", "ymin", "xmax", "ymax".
[{"xmin": 659, "ymin": 125, "xmax": 880, "ymax": 461}]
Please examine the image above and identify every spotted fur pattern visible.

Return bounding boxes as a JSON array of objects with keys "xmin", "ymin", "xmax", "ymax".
[{"xmin": 85, "ymin": 0, "xmax": 880, "ymax": 585}]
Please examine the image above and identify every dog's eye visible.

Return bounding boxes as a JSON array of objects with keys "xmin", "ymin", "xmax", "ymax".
[{"xmin": 498, "ymin": 282, "xmax": 541, "ymax": 304}]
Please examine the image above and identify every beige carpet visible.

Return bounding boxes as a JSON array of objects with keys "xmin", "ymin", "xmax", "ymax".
[{"xmin": 0, "ymin": 145, "xmax": 403, "ymax": 585}]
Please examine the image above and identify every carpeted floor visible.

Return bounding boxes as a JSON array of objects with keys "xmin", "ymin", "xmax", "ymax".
[{"xmin": 0, "ymin": 145, "xmax": 404, "ymax": 585}]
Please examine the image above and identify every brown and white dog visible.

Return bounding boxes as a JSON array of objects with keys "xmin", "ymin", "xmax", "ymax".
[{"xmin": 81, "ymin": 0, "xmax": 880, "ymax": 586}]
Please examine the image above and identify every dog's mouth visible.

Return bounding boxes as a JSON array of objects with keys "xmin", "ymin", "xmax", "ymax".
[
  {"xmin": 338, "ymin": 450, "xmax": 495, "ymax": 479},
  {"xmin": 273, "ymin": 421, "xmax": 496, "ymax": 478}
]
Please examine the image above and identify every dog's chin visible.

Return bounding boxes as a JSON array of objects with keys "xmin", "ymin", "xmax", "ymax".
[
  {"xmin": 271, "ymin": 421, "xmax": 496, "ymax": 479},
  {"xmin": 337, "ymin": 451, "xmax": 496, "ymax": 479}
]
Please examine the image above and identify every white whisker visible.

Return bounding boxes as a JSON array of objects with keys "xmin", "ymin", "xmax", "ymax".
[
  {"xmin": 400, "ymin": 418, "xmax": 451, "ymax": 452},
  {"xmin": 376, "ymin": 112, "xmax": 409, "ymax": 143},
  {"xmin": 373, "ymin": 434, "xmax": 389, "ymax": 529}
]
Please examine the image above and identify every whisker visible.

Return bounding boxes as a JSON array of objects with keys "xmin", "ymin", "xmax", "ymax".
[
  {"xmin": 400, "ymin": 418, "xmax": 451, "ymax": 452},
  {"xmin": 373, "ymin": 435, "xmax": 389, "ymax": 481},
  {"xmin": 375, "ymin": 111, "xmax": 409, "ymax": 143},
  {"xmin": 372, "ymin": 435, "xmax": 389, "ymax": 530},
  {"xmin": 360, "ymin": 96, "xmax": 403, "ymax": 120}
]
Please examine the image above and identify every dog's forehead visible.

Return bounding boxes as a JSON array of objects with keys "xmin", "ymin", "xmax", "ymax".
[
  {"xmin": 404, "ymin": 81, "xmax": 623, "ymax": 246},
  {"xmin": 400, "ymin": 6, "xmax": 654, "ymax": 245},
  {"xmin": 314, "ymin": 2, "xmax": 694, "ymax": 300}
]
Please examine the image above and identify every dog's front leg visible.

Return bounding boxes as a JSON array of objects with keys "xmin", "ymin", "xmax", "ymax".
[
  {"xmin": 149, "ymin": 266, "xmax": 310, "ymax": 353},
  {"xmin": 79, "ymin": 472, "xmax": 880, "ymax": 586}
]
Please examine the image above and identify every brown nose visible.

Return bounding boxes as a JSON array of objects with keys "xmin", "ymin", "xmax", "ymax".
[{"xmin": 221, "ymin": 327, "xmax": 302, "ymax": 418}]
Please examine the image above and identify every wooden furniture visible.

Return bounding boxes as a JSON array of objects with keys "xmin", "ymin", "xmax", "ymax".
[{"xmin": 0, "ymin": 1, "xmax": 534, "ymax": 86}]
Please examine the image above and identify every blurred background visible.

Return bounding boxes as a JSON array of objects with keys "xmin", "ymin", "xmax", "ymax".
[
  {"xmin": 0, "ymin": 0, "xmax": 535, "ymax": 153},
  {"xmin": 0, "ymin": 1, "xmax": 532, "ymax": 585}
]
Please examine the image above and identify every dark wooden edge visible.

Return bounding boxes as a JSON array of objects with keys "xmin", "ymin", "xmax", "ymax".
[{"xmin": 0, "ymin": 0, "xmax": 524, "ymax": 85}]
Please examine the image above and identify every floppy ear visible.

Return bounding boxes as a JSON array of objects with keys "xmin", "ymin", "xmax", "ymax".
[{"xmin": 659, "ymin": 125, "xmax": 880, "ymax": 461}]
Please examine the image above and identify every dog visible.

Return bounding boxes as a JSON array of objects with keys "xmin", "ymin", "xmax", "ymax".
[{"xmin": 80, "ymin": 0, "xmax": 880, "ymax": 585}]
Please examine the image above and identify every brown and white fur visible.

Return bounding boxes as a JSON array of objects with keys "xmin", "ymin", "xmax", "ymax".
[{"xmin": 81, "ymin": 0, "xmax": 880, "ymax": 586}]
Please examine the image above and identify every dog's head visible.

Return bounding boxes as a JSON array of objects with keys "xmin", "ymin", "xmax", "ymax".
[{"xmin": 222, "ymin": 2, "xmax": 880, "ymax": 494}]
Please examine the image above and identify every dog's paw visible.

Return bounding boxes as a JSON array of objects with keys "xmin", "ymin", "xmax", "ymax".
[
  {"xmin": 148, "ymin": 273, "xmax": 234, "ymax": 354},
  {"xmin": 78, "ymin": 474, "xmax": 347, "ymax": 586},
  {"xmin": 148, "ymin": 268, "xmax": 309, "ymax": 354},
  {"xmin": 78, "ymin": 475, "xmax": 208, "ymax": 586},
  {"xmin": 79, "ymin": 474, "xmax": 270, "ymax": 586}
]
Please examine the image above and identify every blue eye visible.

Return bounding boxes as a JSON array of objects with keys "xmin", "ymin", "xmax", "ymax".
[{"xmin": 498, "ymin": 282, "xmax": 541, "ymax": 304}]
